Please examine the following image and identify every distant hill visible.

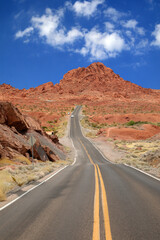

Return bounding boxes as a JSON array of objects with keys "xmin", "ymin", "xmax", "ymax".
[{"xmin": 0, "ymin": 62, "xmax": 160, "ymax": 127}]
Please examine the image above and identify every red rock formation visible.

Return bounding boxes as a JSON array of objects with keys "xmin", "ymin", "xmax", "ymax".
[
  {"xmin": 0, "ymin": 102, "xmax": 65, "ymax": 162},
  {"xmin": 58, "ymin": 62, "xmax": 153, "ymax": 97},
  {"xmin": 0, "ymin": 62, "xmax": 159, "ymax": 130},
  {"xmin": 0, "ymin": 62, "xmax": 158, "ymax": 101}
]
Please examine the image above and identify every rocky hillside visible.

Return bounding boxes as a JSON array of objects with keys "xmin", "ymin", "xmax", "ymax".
[
  {"xmin": 0, "ymin": 102, "xmax": 65, "ymax": 164},
  {"xmin": 58, "ymin": 62, "xmax": 154, "ymax": 97},
  {"xmin": 0, "ymin": 62, "xmax": 160, "ymax": 128},
  {"xmin": 1, "ymin": 62, "xmax": 159, "ymax": 100}
]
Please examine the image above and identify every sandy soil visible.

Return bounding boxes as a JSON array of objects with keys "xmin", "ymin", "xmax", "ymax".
[
  {"xmin": 88, "ymin": 137, "xmax": 125, "ymax": 163},
  {"xmin": 59, "ymin": 116, "xmax": 75, "ymax": 163},
  {"xmin": 80, "ymin": 112, "xmax": 124, "ymax": 163},
  {"xmin": 80, "ymin": 112, "xmax": 160, "ymax": 179}
]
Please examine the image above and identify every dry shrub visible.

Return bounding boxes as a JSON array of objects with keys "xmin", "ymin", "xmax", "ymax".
[
  {"xmin": 13, "ymin": 156, "xmax": 31, "ymax": 165},
  {"xmin": 0, "ymin": 189, "xmax": 6, "ymax": 201},
  {"xmin": 12, "ymin": 175, "xmax": 28, "ymax": 186},
  {"xmin": 0, "ymin": 169, "xmax": 16, "ymax": 201},
  {"xmin": 0, "ymin": 158, "xmax": 16, "ymax": 166},
  {"xmin": 0, "ymin": 161, "xmax": 62, "ymax": 202}
]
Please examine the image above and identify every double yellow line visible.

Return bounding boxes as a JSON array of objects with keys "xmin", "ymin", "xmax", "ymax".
[{"xmin": 79, "ymin": 140, "xmax": 112, "ymax": 240}]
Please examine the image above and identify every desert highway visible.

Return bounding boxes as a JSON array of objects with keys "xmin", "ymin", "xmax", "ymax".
[{"xmin": 0, "ymin": 106, "xmax": 160, "ymax": 240}]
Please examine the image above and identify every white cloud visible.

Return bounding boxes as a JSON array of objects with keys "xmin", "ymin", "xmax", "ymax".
[
  {"xmin": 31, "ymin": 8, "xmax": 62, "ymax": 38},
  {"xmin": 15, "ymin": 27, "xmax": 34, "ymax": 39},
  {"xmin": 80, "ymin": 28, "xmax": 126, "ymax": 60},
  {"xmin": 105, "ymin": 22, "xmax": 115, "ymax": 32},
  {"xmin": 123, "ymin": 19, "xmax": 138, "ymax": 29},
  {"xmin": 104, "ymin": 7, "xmax": 126, "ymax": 22},
  {"xmin": 15, "ymin": 8, "xmax": 83, "ymax": 47},
  {"xmin": 151, "ymin": 24, "xmax": 160, "ymax": 47},
  {"xmin": 135, "ymin": 39, "xmax": 149, "ymax": 55},
  {"xmin": 122, "ymin": 19, "xmax": 145, "ymax": 36},
  {"xmin": 137, "ymin": 27, "xmax": 145, "ymax": 36},
  {"xmin": 14, "ymin": 5, "xmax": 149, "ymax": 60},
  {"xmin": 72, "ymin": 0, "xmax": 104, "ymax": 17}
]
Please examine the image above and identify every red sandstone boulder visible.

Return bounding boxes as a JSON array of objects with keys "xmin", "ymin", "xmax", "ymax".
[
  {"xmin": 0, "ymin": 102, "xmax": 65, "ymax": 163},
  {"xmin": 0, "ymin": 102, "xmax": 28, "ymax": 131}
]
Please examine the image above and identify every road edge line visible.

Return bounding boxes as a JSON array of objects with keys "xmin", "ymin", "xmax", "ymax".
[
  {"xmin": 0, "ymin": 106, "xmax": 79, "ymax": 211},
  {"xmin": 123, "ymin": 164, "xmax": 160, "ymax": 182},
  {"xmin": 0, "ymin": 165, "xmax": 68, "ymax": 212},
  {"xmin": 69, "ymin": 107, "xmax": 78, "ymax": 166},
  {"xmin": 70, "ymin": 138, "xmax": 77, "ymax": 166},
  {"xmin": 79, "ymin": 109, "xmax": 113, "ymax": 164},
  {"xmin": 86, "ymin": 137, "xmax": 113, "ymax": 164}
]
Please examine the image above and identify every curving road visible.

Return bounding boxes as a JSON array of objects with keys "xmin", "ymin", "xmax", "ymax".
[{"xmin": 0, "ymin": 106, "xmax": 160, "ymax": 240}]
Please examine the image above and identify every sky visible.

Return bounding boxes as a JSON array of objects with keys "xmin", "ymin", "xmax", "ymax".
[{"xmin": 0, "ymin": 0, "xmax": 160, "ymax": 90}]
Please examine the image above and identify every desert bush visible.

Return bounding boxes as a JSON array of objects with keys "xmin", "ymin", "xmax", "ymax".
[
  {"xmin": 126, "ymin": 120, "xmax": 155, "ymax": 126},
  {"xmin": 47, "ymin": 121, "xmax": 54, "ymax": 124},
  {"xmin": 127, "ymin": 120, "xmax": 136, "ymax": 126},
  {"xmin": 0, "ymin": 189, "xmax": 6, "ymax": 201},
  {"xmin": 0, "ymin": 170, "xmax": 16, "ymax": 201},
  {"xmin": 14, "ymin": 156, "xmax": 31, "ymax": 165}
]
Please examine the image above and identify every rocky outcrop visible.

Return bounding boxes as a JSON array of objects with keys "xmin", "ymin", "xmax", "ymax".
[
  {"xmin": 0, "ymin": 62, "xmax": 160, "ymax": 129},
  {"xmin": 1, "ymin": 62, "xmax": 158, "ymax": 101},
  {"xmin": 58, "ymin": 62, "xmax": 153, "ymax": 97},
  {"xmin": 0, "ymin": 124, "xmax": 30, "ymax": 159},
  {"xmin": 0, "ymin": 102, "xmax": 28, "ymax": 131},
  {"xmin": 0, "ymin": 102, "xmax": 65, "ymax": 163}
]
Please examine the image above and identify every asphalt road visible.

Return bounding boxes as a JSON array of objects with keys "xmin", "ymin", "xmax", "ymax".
[{"xmin": 0, "ymin": 106, "xmax": 160, "ymax": 240}]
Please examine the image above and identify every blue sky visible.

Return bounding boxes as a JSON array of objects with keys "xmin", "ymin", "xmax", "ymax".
[{"xmin": 0, "ymin": 0, "xmax": 160, "ymax": 90}]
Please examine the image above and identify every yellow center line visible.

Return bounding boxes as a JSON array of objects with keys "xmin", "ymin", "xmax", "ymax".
[
  {"xmin": 93, "ymin": 165, "xmax": 100, "ymax": 240},
  {"xmin": 78, "ymin": 139, "xmax": 112, "ymax": 240},
  {"xmin": 79, "ymin": 139, "xmax": 94, "ymax": 165},
  {"xmin": 97, "ymin": 165, "xmax": 112, "ymax": 240}
]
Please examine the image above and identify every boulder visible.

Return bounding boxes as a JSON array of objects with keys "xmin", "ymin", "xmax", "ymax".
[
  {"xmin": 0, "ymin": 102, "xmax": 28, "ymax": 131},
  {"xmin": 0, "ymin": 102, "xmax": 65, "ymax": 164}
]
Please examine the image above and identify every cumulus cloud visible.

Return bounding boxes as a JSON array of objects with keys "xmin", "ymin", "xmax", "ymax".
[
  {"xmin": 122, "ymin": 19, "xmax": 145, "ymax": 36},
  {"xmin": 104, "ymin": 7, "xmax": 126, "ymax": 22},
  {"xmin": 14, "ymin": 5, "xmax": 150, "ymax": 60},
  {"xmin": 105, "ymin": 22, "xmax": 115, "ymax": 32},
  {"xmin": 123, "ymin": 19, "xmax": 138, "ymax": 29},
  {"xmin": 136, "ymin": 27, "xmax": 145, "ymax": 36},
  {"xmin": 151, "ymin": 24, "xmax": 160, "ymax": 47},
  {"xmin": 15, "ymin": 8, "xmax": 83, "ymax": 47},
  {"xmin": 31, "ymin": 8, "xmax": 61, "ymax": 38},
  {"xmin": 15, "ymin": 27, "xmax": 34, "ymax": 39},
  {"xmin": 71, "ymin": 0, "xmax": 104, "ymax": 17},
  {"xmin": 79, "ymin": 28, "xmax": 126, "ymax": 60}
]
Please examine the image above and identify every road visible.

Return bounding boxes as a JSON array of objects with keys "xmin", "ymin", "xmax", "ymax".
[{"xmin": 0, "ymin": 106, "xmax": 160, "ymax": 240}]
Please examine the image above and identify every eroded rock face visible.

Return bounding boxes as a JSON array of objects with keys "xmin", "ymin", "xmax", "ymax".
[
  {"xmin": 0, "ymin": 102, "xmax": 43, "ymax": 133},
  {"xmin": 0, "ymin": 124, "xmax": 30, "ymax": 159},
  {"xmin": 0, "ymin": 102, "xmax": 65, "ymax": 163},
  {"xmin": 0, "ymin": 102, "xmax": 28, "ymax": 131}
]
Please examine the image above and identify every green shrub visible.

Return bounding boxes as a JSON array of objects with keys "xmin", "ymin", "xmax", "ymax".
[
  {"xmin": 47, "ymin": 121, "xmax": 53, "ymax": 124},
  {"xmin": 127, "ymin": 120, "xmax": 136, "ymax": 126},
  {"xmin": 126, "ymin": 120, "xmax": 154, "ymax": 126}
]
